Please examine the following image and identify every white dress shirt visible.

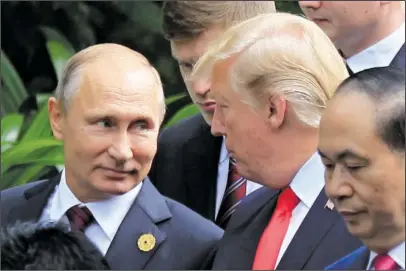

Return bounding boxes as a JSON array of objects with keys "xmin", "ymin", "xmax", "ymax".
[
  {"xmin": 347, "ymin": 21, "xmax": 405, "ymax": 73},
  {"xmin": 367, "ymin": 242, "xmax": 405, "ymax": 270},
  {"xmin": 214, "ymin": 137, "xmax": 263, "ymax": 219},
  {"xmin": 275, "ymin": 152, "xmax": 326, "ymax": 267},
  {"xmin": 39, "ymin": 169, "xmax": 142, "ymax": 255}
]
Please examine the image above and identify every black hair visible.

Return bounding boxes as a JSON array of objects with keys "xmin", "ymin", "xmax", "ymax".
[
  {"xmin": 1, "ymin": 221, "xmax": 110, "ymax": 270},
  {"xmin": 336, "ymin": 66, "xmax": 405, "ymax": 153}
]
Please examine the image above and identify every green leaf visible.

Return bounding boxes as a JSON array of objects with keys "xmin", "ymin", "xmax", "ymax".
[
  {"xmin": 1, "ymin": 113, "xmax": 24, "ymax": 148},
  {"xmin": 165, "ymin": 103, "xmax": 200, "ymax": 128},
  {"xmin": 40, "ymin": 26, "xmax": 76, "ymax": 80},
  {"xmin": 165, "ymin": 93, "xmax": 187, "ymax": 106},
  {"xmin": 13, "ymin": 164, "xmax": 49, "ymax": 187},
  {"xmin": 0, "ymin": 49, "xmax": 29, "ymax": 113},
  {"xmin": 1, "ymin": 139, "xmax": 63, "ymax": 174},
  {"xmin": 21, "ymin": 103, "xmax": 52, "ymax": 141},
  {"xmin": 0, "ymin": 164, "xmax": 53, "ymax": 189}
]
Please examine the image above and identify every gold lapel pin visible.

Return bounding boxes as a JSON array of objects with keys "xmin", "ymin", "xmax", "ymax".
[
  {"xmin": 324, "ymin": 199, "xmax": 334, "ymax": 210},
  {"xmin": 138, "ymin": 233, "xmax": 156, "ymax": 252}
]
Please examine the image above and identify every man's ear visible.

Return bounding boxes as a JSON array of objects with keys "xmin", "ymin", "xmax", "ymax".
[
  {"xmin": 48, "ymin": 97, "xmax": 64, "ymax": 140},
  {"xmin": 267, "ymin": 94, "xmax": 287, "ymax": 129}
]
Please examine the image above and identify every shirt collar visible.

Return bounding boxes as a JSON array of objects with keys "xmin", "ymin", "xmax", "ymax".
[
  {"xmin": 347, "ymin": 21, "xmax": 405, "ymax": 73},
  {"xmin": 219, "ymin": 136, "xmax": 229, "ymax": 165},
  {"xmin": 50, "ymin": 169, "xmax": 143, "ymax": 241},
  {"xmin": 289, "ymin": 152, "xmax": 325, "ymax": 208},
  {"xmin": 368, "ymin": 242, "xmax": 405, "ymax": 270}
]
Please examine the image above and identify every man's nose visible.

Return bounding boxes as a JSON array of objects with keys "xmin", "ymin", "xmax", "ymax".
[
  {"xmin": 191, "ymin": 77, "xmax": 211, "ymax": 97},
  {"xmin": 298, "ymin": 1, "xmax": 322, "ymax": 10},
  {"xmin": 325, "ymin": 167, "xmax": 353, "ymax": 201},
  {"xmin": 108, "ymin": 134, "xmax": 133, "ymax": 163},
  {"xmin": 210, "ymin": 109, "xmax": 226, "ymax": 137}
]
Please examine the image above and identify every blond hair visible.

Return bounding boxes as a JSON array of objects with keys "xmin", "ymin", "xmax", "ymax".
[
  {"xmin": 162, "ymin": 1, "xmax": 276, "ymax": 40},
  {"xmin": 193, "ymin": 13, "xmax": 349, "ymax": 128}
]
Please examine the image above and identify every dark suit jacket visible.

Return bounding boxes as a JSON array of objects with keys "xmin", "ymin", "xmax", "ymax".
[
  {"xmin": 325, "ymin": 246, "xmax": 370, "ymax": 270},
  {"xmin": 391, "ymin": 43, "xmax": 405, "ymax": 70},
  {"xmin": 212, "ymin": 187, "xmax": 363, "ymax": 270},
  {"xmin": 149, "ymin": 114, "xmax": 222, "ymax": 222},
  {"xmin": 1, "ymin": 175, "xmax": 224, "ymax": 270}
]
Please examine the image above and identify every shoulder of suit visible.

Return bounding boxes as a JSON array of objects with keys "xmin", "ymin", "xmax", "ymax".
[
  {"xmin": 163, "ymin": 196, "xmax": 224, "ymax": 240},
  {"xmin": 1, "ymin": 179, "xmax": 48, "ymax": 201},
  {"xmin": 326, "ymin": 246, "xmax": 368, "ymax": 270},
  {"xmin": 158, "ymin": 113, "xmax": 209, "ymax": 144}
]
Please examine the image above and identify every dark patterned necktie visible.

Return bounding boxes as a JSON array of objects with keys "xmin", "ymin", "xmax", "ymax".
[
  {"xmin": 66, "ymin": 205, "xmax": 94, "ymax": 232},
  {"xmin": 216, "ymin": 160, "xmax": 247, "ymax": 229}
]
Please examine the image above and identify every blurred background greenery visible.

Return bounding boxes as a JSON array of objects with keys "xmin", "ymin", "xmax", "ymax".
[{"xmin": 1, "ymin": 1, "xmax": 302, "ymax": 188}]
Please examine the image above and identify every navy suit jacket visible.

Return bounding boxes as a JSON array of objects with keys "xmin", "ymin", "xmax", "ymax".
[
  {"xmin": 1, "ymin": 175, "xmax": 224, "ymax": 270},
  {"xmin": 326, "ymin": 246, "xmax": 370, "ymax": 270},
  {"xmin": 211, "ymin": 187, "xmax": 363, "ymax": 270},
  {"xmin": 391, "ymin": 44, "xmax": 405, "ymax": 70}
]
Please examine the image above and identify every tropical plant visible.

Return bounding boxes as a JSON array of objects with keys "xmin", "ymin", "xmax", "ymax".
[{"xmin": 0, "ymin": 27, "xmax": 73, "ymax": 189}]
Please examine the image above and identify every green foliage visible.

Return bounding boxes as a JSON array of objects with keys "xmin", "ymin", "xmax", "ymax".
[
  {"xmin": 0, "ymin": 28, "xmax": 70, "ymax": 189},
  {"xmin": 0, "ymin": 50, "xmax": 29, "ymax": 114}
]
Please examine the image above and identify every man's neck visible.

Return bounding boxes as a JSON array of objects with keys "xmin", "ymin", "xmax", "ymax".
[{"xmin": 340, "ymin": 13, "xmax": 405, "ymax": 59}]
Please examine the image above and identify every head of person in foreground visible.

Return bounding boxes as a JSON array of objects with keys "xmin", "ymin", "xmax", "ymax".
[{"xmin": 1, "ymin": 221, "xmax": 110, "ymax": 270}]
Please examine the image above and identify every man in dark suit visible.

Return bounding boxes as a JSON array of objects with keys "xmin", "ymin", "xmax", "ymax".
[
  {"xmin": 319, "ymin": 68, "xmax": 405, "ymax": 270},
  {"xmin": 299, "ymin": 1, "xmax": 405, "ymax": 74},
  {"xmin": 149, "ymin": 1, "xmax": 276, "ymax": 228},
  {"xmin": 192, "ymin": 13, "xmax": 362, "ymax": 270},
  {"xmin": 1, "ymin": 43, "xmax": 223, "ymax": 270}
]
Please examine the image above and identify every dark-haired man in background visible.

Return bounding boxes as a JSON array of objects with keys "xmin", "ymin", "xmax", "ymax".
[
  {"xmin": 318, "ymin": 67, "xmax": 405, "ymax": 270},
  {"xmin": 149, "ymin": 1, "xmax": 276, "ymax": 228}
]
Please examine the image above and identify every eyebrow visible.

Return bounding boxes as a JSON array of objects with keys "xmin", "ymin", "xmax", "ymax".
[{"xmin": 317, "ymin": 149, "xmax": 368, "ymax": 162}]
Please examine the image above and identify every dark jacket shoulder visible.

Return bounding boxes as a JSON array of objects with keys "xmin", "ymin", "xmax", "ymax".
[{"xmin": 158, "ymin": 113, "xmax": 209, "ymax": 145}]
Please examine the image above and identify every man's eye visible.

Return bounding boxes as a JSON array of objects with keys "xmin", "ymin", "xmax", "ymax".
[
  {"xmin": 346, "ymin": 165, "xmax": 363, "ymax": 171},
  {"xmin": 134, "ymin": 121, "xmax": 149, "ymax": 131},
  {"xmin": 323, "ymin": 164, "xmax": 334, "ymax": 170},
  {"xmin": 179, "ymin": 62, "xmax": 194, "ymax": 70},
  {"xmin": 96, "ymin": 120, "xmax": 111, "ymax": 128}
]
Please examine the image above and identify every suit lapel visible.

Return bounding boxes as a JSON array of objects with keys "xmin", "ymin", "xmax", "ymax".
[
  {"xmin": 277, "ymin": 188, "xmax": 340, "ymax": 270},
  {"xmin": 105, "ymin": 178, "xmax": 171, "ymax": 270},
  {"xmin": 390, "ymin": 43, "xmax": 405, "ymax": 69},
  {"xmin": 217, "ymin": 188, "xmax": 280, "ymax": 269},
  {"xmin": 347, "ymin": 246, "xmax": 370, "ymax": 270},
  {"xmin": 183, "ymin": 119, "xmax": 222, "ymax": 220},
  {"xmin": 7, "ymin": 174, "xmax": 60, "ymax": 225}
]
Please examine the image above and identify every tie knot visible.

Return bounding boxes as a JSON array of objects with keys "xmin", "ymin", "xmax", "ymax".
[
  {"xmin": 276, "ymin": 187, "xmax": 300, "ymax": 213},
  {"xmin": 66, "ymin": 205, "xmax": 94, "ymax": 232},
  {"xmin": 373, "ymin": 254, "xmax": 400, "ymax": 270}
]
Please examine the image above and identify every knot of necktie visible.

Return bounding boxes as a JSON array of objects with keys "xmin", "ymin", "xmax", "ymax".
[
  {"xmin": 66, "ymin": 205, "xmax": 94, "ymax": 232},
  {"xmin": 373, "ymin": 254, "xmax": 400, "ymax": 270},
  {"xmin": 276, "ymin": 187, "xmax": 300, "ymax": 213}
]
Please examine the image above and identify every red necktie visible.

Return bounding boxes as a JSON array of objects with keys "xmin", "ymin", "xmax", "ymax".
[
  {"xmin": 373, "ymin": 254, "xmax": 400, "ymax": 270},
  {"xmin": 66, "ymin": 205, "xmax": 94, "ymax": 232},
  {"xmin": 216, "ymin": 161, "xmax": 247, "ymax": 229},
  {"xmin": 252, "ymin": 187, "xmax": 300, "ymax": 270}
]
